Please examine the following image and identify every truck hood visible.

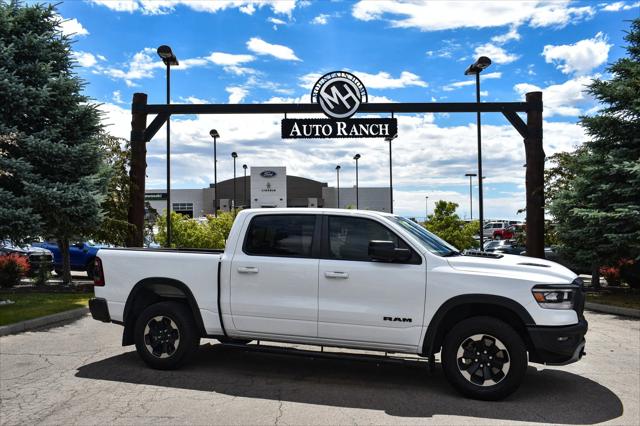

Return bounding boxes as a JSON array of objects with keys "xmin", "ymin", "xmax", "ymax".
[{"xmin": 446, "ymin": 253, "xmax": 577, "ymax": 284}]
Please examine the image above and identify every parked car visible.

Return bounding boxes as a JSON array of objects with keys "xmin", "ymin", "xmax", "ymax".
[
  {"xmin": 89, "ymin": 208, "xmax": 587, "ymax": 401},
  {"xmin": 490, "ymin": 240, "xmax": 527, "ymax": 255},
  {"xmin": 0, "ymin": 240, "xmax": 54, "ymax": 275},
  {"xmin": 32, "ymin": 240, "xmax": 102, "ymax": 278},
  {"xmin": 482, "ymin": 221, "xmax": 507, "ymax": 238},
  {"xmin": 493, "ymin": 224, "xmax": 525, "ymax": 240}
]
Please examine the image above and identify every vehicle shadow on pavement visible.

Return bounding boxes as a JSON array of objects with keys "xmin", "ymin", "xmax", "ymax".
[{"xmin": 76, "ymin": 343, "xmax": 623, "ymax": 423}]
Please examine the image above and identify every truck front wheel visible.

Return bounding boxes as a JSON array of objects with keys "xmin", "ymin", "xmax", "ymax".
[
  {"xmin": 134, "ymin": 301, "xmax": 200, "ymax": 370},
  {"xmin": 441, "ymin": 316, "xmax": 527, "ymax": 400}
]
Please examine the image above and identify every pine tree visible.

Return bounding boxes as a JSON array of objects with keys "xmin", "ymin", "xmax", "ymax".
[
  {"xmin": 0, "ymin": 2, "xmax": 106, "ymax": 283},
  {"xmin": 550, "ymin": 18, "xmax": 640, "ymax": 288}
]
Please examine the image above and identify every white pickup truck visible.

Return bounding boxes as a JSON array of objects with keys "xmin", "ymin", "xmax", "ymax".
[{"xmin": 89, "ymin": 208, "xmax": 587, "ymax": 400}]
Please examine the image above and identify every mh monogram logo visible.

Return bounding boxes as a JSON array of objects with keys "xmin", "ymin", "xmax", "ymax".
[{"xmin": 311, "ymin": 71, "xmax": 367, "ymax": 119}]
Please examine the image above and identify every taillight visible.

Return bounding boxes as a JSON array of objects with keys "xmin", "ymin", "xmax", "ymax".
[{"xmin": 93, "ymin": 257, "xmax": 105, "ymax": 286}]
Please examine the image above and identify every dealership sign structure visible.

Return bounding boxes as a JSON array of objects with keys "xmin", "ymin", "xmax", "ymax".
[
  {"xmin": 126, "ymin": 70, "xmax": 546, "ymax": 259},
  {"xmin": 281, "ymin": 71, "xmax": 397, "ymax": 139}
]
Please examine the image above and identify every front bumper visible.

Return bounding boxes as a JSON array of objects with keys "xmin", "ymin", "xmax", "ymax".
[
  {"xmin": 89, "ymin": 298, "xmax": 111, "ymax": 323},
  {"xmin": 527, "ymin": 318, "xmax": 588, "ymax": 365}
]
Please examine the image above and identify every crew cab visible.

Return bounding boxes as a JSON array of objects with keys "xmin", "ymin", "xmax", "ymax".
[{"xmin": 89, "ymin": 209, "xmax": 587, "ymax": 400}]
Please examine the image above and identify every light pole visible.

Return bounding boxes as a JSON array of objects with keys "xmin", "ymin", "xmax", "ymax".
[
  {"xmin": 231, "ymin": 152, "xmax": 237, "ymax": 211},
  {"xmin": 209, "ymin": 129, "xmax": 219, "ymax": 217},
  {"xmin": 335, "ymin": 165, "xmax": 341, "ymax": 208},
  {"xmin": 353, "ymin": 154, "xmax": 361, "ymax": 209},
  {"xmin": 465, "ymin": 55, "xmax": 491, "ymax": 250},
  {"xmin": 425, "ymin": 196, "xmax": 429, "ymax": 222},
  {"xmin": 465, "ymin": 173, "xmax": 477, "ymax": 220},
  {"xmin": 243, "ymin": 164, "xmax": 248, "ymax": 208},
  {"xmin": 385, "ymin": 134, "xmax": 397, "ymax": 213},
  {"xmin": 157, "ymin": 45, "xmax": 178, "ymax": 247}
]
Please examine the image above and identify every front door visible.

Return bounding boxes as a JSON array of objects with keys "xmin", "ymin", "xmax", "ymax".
[
  {"xmin": 230, "ymin": 214, "xmax": 320, "ymax": 337},
  {"xmin": 318, "ymin": 215, "xmax": 426, "ymax": 348}
]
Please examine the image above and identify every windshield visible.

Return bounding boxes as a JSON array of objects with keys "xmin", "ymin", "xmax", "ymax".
[{"xmin": 388, "ymin": 216, "xmax": 460, "ymax": 256}]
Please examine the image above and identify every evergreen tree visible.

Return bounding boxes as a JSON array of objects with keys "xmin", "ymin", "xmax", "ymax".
[
  {"xmin": 550, "ymin": 18, "xmax": 640, "ymax": 288},
  {"xmin": 0, "ymin": 2, "xmax": 105, "ymax": 283}
]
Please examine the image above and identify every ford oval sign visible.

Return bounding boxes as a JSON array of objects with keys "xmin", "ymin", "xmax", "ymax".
[{"xmin": 260, "ymin": 170, "xmax": 277, "ymax": 178}]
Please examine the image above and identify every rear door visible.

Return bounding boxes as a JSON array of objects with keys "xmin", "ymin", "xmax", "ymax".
[
  {"xmin": 229, "ymin": 214, "xmax": 320, "ymax": 337},
  {"xmin": 318, "ymin": 215, "xmax": 426, "ymax": 348}
]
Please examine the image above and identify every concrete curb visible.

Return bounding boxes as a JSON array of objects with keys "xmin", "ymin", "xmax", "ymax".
[
  {"xmin": 0, "ymin": 307, "xmax": 89, "ymax": 337},
  {"xmin": 585, "ymin": 302, "xmax": 640, "ymax": 319}
]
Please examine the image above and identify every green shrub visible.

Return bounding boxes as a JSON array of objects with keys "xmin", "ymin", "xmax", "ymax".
[
  {"xmin": 424, "ymin": 201, "xmax": 478, "ymax": 250},
  {"xmin": 155, "ymin": 211, "xmax": 236, "ymax": 249},
  {"xmin": 0, "ymin": 254, "xmax": 30, "ymax": 288}
]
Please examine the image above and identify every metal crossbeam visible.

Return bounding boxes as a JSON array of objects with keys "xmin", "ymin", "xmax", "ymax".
[{"xmin": 134, "ymin": 101, "xmax": 540, "ymax": 116}]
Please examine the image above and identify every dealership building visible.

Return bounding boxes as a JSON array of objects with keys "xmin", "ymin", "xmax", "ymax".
[{"xmin": 145, "ymin": 166, "xmax": 390, "ymax": 217}]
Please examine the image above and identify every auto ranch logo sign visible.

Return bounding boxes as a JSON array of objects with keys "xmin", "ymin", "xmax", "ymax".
[{"xmin": 281, "ymin": 71, "xmax": 397, "ymax": 139}]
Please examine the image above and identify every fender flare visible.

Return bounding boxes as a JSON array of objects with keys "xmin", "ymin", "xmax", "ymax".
[
  {"xmin": 422, "ymin": 294, "xmax": 535, "ymax": 356},
  {"xmin": 122, "ymin": 277, "xmax": 207, "ymax": 344}
]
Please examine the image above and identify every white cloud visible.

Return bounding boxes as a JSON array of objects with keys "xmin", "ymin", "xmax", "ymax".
[
  {"xmin": 226, "ymin": 87, "xmax": 248, "ymax": 104},
  {"xmin": 112, "ymin": 90, "xmax": 125, "ymax": 104},
  {"xmin": 542, "ymin": 32, "xmax": 612, "ymax": 75},
  {"xmin": 474, "ymin": 43, "xmax": 520, "ymax": 64},
  {"xmin": 491, "ymin": 25, "xmax": 521, "ymax": 44},
  {"xmin": 207, "ymin": 52, "xmax": 255, "ymax": 66},
  {"xmin": 247, "ymin": 37, "xmax": 301, "ymax": 61},
  {"xmin": 600, "ymin": 1, "xmax": 639, "ymax": 11},
  {"xmin": 443, "ymin": 72, "xmax": 502, "ymax": 91},
  {"xmin": 89, "ymin": 0, "xmax": 298, "ymax": 16},
  {"xmin": 268, "ymin": 17, "xmax": 287, "ymax": 25},
  {"xmin": 352, "ymin": 1, "xmax": 594, "ymax": 31},
  {"xmin": 299, "ymin": 71, "xmax": 427, "ymax": 90},
  {"xmin": 514, "ymin": 75, "xmax": 595, "ymax": 117},
  {"xmin": 58, "ymin": 16, "xmax": 89, "ymax": 37},
  {"xmin": 311, "ymin": 14, "xmax": 330, "ymax": 25},
  {"xmin": 72, "ymin": 51, "xmax": 98, "ymax": 67}
]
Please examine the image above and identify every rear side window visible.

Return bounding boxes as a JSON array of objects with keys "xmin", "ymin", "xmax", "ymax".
[
  {"xmin": 244, "ymin": 215, "xmax": 316, "ymax": 258},
  {"xmin": 327, "ymin": 216, "xmax": 419, "ymax": 263}
]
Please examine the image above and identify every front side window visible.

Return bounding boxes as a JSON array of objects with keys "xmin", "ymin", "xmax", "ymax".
[
  {"xmin": 388, "ymin": 216, "xmax": 459, "ymax": 257},
  {"xmin": 328, "ymin": 216, "xmax": 417, "ymax": 263},
  {"xmin": 244, "ymin": 215, "xmax": 316, "ymax": 258}
]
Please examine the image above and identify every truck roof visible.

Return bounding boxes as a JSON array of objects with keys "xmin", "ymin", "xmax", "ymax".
[{"xmin": 237, "ymin": 208, "xmax": 396, "ymax": 219}]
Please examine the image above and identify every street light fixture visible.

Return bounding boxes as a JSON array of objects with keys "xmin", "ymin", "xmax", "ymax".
[
  {"xmin": 157, "ymin": 45, "xmax": 179, "ymax": 247},
  {"xmin": 243, "ymin": 164, "xmax": 248, "ymax": 208},
  {"xmin": 353, "ymin": 154, "xmax": 361, "ymax": 209},
  {"xmin": 385, "ymin": 134, "xmax": 397, "ymax": 213},
  {"xmin": 465, "ymin": 173, "xmax": 477, "ymax": 220},
  {"xmin": 231, "ymin": 152, "xmax": 238, "ymax": 211},
  {"xmin": 465, "ymin": 55, "xmax": 491, "ymax": 250},
  {"xmin": 425, "ymin": 196, "xmax": 429, "ymax": 222},
  {"xmin": 209, "ymin": 129, "xmax": 219, "ymax": 217},
  {"xmin": 335, "ymin": 165, "xmax": 341, "ymax": 208}
]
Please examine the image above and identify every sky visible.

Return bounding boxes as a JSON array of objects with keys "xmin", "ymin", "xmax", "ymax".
[{"xmin": 49, "ymin": 0, "xmax": 639, "ymax": 219}]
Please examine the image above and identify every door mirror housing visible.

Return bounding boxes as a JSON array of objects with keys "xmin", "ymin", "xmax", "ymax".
[{"xmin": 368, "ymin": 240, "xmax": 412, "ymax": 263}]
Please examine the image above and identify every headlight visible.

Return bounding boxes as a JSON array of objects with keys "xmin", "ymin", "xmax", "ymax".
[{"xmin": 532, "ymin": 286, "xmax": 575, "ymax": 310}]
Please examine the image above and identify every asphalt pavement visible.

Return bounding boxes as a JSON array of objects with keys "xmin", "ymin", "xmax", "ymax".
[{"xmin": 0, "ymin": 311, "xmax": 638, "ymax": 425}]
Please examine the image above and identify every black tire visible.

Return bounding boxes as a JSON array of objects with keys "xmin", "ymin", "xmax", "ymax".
[
  {"xmin": 441, "ymin": 316, "xmax": 527, "ymax": 400},
  {"xmin": 54, "ymin": 268, "xmax": 63, "ymax": 277},
  {"xmin": 85, "ymin": 260, "xmax": 95, "ymax": 280},
  {"xmin": 134, "ymin": 301, "xmax": 200, "ymax": 370},
  {"xmin": 217, "ymin": 337, "xmax": 252, "ymax": 345}
]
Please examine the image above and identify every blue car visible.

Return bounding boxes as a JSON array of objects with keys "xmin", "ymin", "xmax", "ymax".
[{"xmin": 32, "ymin": 241, "xmax": 102, "ymax": 278}]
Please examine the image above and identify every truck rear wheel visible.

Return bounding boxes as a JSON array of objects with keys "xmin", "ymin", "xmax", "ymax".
[
  {"xmin": 441, "ymin": 316, "xmax": 527, "ymax": 400},
  {"xmin": 134, "ymin": 301, "xmax": 200, "ymax": 370}
]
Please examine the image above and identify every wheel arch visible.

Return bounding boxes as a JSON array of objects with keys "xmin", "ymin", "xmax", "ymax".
[
  {"xmin": 422, "ymin": 294, "xmax": 535, "ymax": 357},
  {"xmin": 122, "ymin": 277, "xmax": 207, "ymax": 345}
]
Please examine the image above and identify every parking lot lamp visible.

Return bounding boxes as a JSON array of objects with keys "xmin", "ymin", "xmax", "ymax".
[
  {"xmin": 157, "ymin": 45, "xmax": 178, "ymax": 247},
  {"xmin": 231, "ymin": 152, "xmax": 238, "ymax": 211},
  {"xmin": 425, "ymin": 196, "xmax": 429, "ymax": 222},
  {"xmin": 385, "ymin": 134, "xmax": 397, "ymax": 213},
  {"xmin": 353, "ymin": 154, "xmax": 361, "ymax": 209},
  {"xmin": 335, "ymin": 165, "xmax": 341, "ymax": 208},
  {"xmin": 465, "ymin": 173, "xmax": 477, "ymax": 220},
  {"xmin": 465, "ymin": 55, "xmax": 491, "ymax": 250},
  {"xmin": 209, "ymin": 129, "xmax": 220, "ymax": 217},
  {"xmin": 243, "ymin": 164, "xmax": 248, "ymax": 208}
]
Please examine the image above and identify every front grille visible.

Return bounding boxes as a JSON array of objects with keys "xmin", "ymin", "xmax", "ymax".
[{"xmin": 29, "ymin": 254, "xmax": 53, "ymax": 263}]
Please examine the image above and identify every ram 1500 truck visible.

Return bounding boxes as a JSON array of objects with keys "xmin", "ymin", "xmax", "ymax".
[{"xmin": 89, "ymin": 209, "xmax": 587, "ymax": 400}]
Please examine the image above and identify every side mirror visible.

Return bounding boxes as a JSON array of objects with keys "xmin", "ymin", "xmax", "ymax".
[{"xmin": 368, "ymin": 240, "xmax": 411, "ymax": 263}]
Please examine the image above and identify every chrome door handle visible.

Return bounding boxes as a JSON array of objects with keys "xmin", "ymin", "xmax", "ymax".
[
  {"xmin": 238, "ymin": 266, "xmax": 258, "ymax": 274},
  {"xmin": 324, "ymin": 271, "xmax": 349, "ymax": 279}
]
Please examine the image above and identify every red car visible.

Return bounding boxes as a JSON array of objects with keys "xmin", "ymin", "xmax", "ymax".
[{"xmin": 493, "ymin": 224, "xmax": 524, "ymax": 240}]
